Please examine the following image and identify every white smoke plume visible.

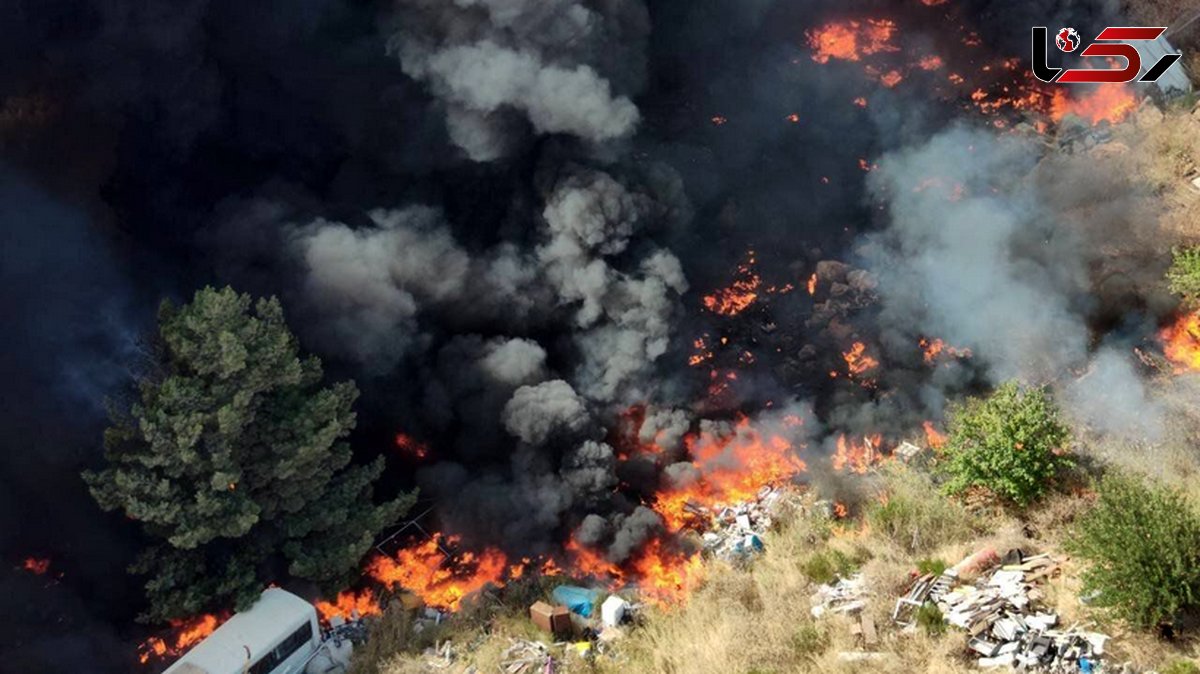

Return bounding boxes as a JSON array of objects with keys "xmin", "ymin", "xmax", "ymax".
[
  {"xmin": 864, "ymin": 126, "xmax": 1162, "ymax": 439},
  {"xmin": 388, "ymin": 0, "xmax": 646, "ymax": 160}
]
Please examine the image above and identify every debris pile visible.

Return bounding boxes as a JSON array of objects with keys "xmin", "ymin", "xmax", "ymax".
[
  {"xmin": 697, "ymin": 485, "xmax": 796, "ymax": 561},
  {"xmin": 894, "ymin": 550, "xmax": 1113, "ymax": 672},
  {"xmin": 810, "ymin": 573, "xmax": 869, "ymax": 618}
]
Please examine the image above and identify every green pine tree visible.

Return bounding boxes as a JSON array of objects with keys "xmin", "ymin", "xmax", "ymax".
[{"xmin": 85, "ymin": 286, "xmax": 413, "ymax": 621}]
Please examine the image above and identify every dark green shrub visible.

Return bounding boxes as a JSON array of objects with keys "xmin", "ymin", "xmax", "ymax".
[
  {"xmin": 1067, "ymin": 473, "xmax": 1200, "ymax": 629},
  {"xmin": 801, "ymin": 549, "xmax": 859, "ymax": 584},
  {"xmin": 915, "ymin": 602, "xmax": 946, "ymax": 636},
  {"xmin": 940, "ymin": 381, "xmax": 1072, "ymax": 507}
]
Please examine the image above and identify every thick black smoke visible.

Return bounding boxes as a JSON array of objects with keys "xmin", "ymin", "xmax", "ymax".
[{"xmin": 0, "ymin": 0, "xmax": 1153, "ymax": 670}]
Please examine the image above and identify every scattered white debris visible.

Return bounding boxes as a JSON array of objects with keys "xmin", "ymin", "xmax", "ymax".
[{"xmin": 811, "ymin": 573, "xmax": 869, "ymax": 618}]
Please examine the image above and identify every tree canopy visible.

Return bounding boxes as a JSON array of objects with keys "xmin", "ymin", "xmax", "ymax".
[{"xmin": 85, "ymin": 286, "xmax": 413, "ymax": 621}]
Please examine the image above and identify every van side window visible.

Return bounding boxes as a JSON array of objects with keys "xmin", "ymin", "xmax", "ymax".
[{"xmin": 247, "ymin": 622, "xmax": 314, "ymax": 674}]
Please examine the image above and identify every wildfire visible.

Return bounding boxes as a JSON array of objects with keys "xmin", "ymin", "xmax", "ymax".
[
  {"xmin": 367, "ymin": 534, "xmax": 508, "ymax": 611},
  {"xmin": 832, "ymin": 434, "xmax": 885, "ymax": 474},
  {"xmin": 653, "ymin": 415, "xmax": 806, "ymax": 531},
  {"xmin": 394, "ymin": 432, "xmax": 429, "ymax": 459},
  {"xmin": 1160, "ymin": 311, "xmax": 1200, "ymax": 373},
  {"xmin": 138, "ymin": 614, "xmax": 221, "ymax": 665},
  {"xmin": 807, "ymin": 19, "xmax": 899, "ymax": 64},
  {"xmin": 919, "ymin": 337, "xmax": 971, "ymax": 364},
  {"xmin": 807, "ymin": 273, "xmax": 818, "ymax": 295},
  {"xmin": 629, "ymin": 539, "xmax": 704, "ymax": 607},
  {"xmin": 1049, "ymin": 85, "xmax": 1137, "ymax": 126},
  {"xmin": 923, "ymin": 421, "xmax": 947, "ymax": 449},
  {"xmin": 314, "ymin": 589, "xmax": 382, "ymax": 622},
  {"xmin": 703, "ymin": 253, "xmax": 762, "ymax": 316},
  {"xmin": 565, "ymin": 535, "xmax": 626, "ymax": 583},
  {"xmin": 21, "ymin": 557, "xmax": 50, "ymax": 575},
  {"xmin": 842, "ymin": 342, "xmax": 879, "ymax": 377}
]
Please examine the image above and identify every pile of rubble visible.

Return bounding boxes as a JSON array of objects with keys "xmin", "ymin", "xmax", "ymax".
[
  {"xmin": 810, "ymin": 574, "xmax": 869, "ymax": 618},
  {"xmin": 696, "ymin": 485, "xmax": 799, "ymax": 561},
  {"xmin": 894, "ymin": 550, "xmax": 1113, "ymax": 672}
]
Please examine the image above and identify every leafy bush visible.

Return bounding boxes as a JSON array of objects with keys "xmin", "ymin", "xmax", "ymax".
[
  {"xmin": 940, "ymin": 381, "xmax": 1072, "ymax": 507},
  {"xmin": 866, "ymin": 465, "xmax": 980, "ymax": 553},
  {"xmin": 800, "ymin": 549, "xmax": 858, "ymax": 584},
  {"xmin": 915, "ymin": 602, "xmax": 946, "ymax": 637},
  {"xmin": 1167, "ymin": 246, "xmax": 1200, "ymax": 305},
  {"xmin": 1067, "ymin": 473, "xmax": 1200, "ymax": 630}
]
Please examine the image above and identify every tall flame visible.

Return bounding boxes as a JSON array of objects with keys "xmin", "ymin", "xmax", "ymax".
[
  {"xmin": 138, "ymin": 614, "xmax": 221, "ymax": 665},
  {"xmin": 367, "ymin": 534, "xmax": 509, "ymax": 611},
  {"xmin": 832, "ymin": 434, "xmax": 885, "ymax": 474},
  {"xmin": 653, "ymin": 415, "xmax": 806, "ymax": 531},
  {"xmin": 314, "ymin": 589, "xmax": 383, "ymax": 622},
  {"xmin": 1160, "ymin": 311, "xmax": 1200, "ymax": 373}
]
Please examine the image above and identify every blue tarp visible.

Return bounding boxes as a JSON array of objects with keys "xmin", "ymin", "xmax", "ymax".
[{"xmin": 551, "ymin": 585, "xmax": 601, "ymax": 617}]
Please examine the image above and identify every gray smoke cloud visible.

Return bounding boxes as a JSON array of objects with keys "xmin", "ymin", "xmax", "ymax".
[
  {"xmin": 389, "ymin": 0, "xmax": 647, "ymax": 160},
  {"xmin": 290, "ymin": 207, "xmax": 472, "ymax": 368},
  {"xmin": 502, "ymin": 379, "xmax": 590, "ymax": 445},
  {"xmin": 863, "ymin": 126, "xmax": 1162, "ymax": 439}
]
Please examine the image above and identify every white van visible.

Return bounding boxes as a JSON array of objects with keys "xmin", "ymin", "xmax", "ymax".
[{"xmin": 162, "ymin": 588, "xmax": 321, "ymax": 674}]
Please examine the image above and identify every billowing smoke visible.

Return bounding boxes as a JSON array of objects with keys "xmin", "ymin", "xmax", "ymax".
[
  {"xmin": 388, "ymin": 0, "xmax": 648, "ymax": 160},
  {"xmin": 863, "ymin": 126, "xmax": 1164, "ymax": 439}
]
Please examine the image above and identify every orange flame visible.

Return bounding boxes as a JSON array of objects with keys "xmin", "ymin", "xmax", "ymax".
[
  {"xmin": 807, "ymin": 19, "xmax": 899, "ymax": 64},
  {"xmin": 653, "ymin": 416, "xmax": 806, "ymax": 531},
  {"xmin": 138, "ymin": 614, "xmax": 221, "ymax": 665},
  {"xmin": 314, "ymin": 589, "xmax": 382, "ymax": 622},
  {"xmin": 919, "ymin": 337, "xmax": 971, "ymax": 364},
  {"xmin": 703, "ymin": 254, "xmax": 761, "ymax": 316},
  {"xmin": 630, "ymin": 539, "xmax": 704, "ymax": 608},
  {"xmin": 1049, "ymin": 85, "xmax": 1137, "ymax": 126},
  {"xmin": 1160, "ymin": 311, "xmax": 1200, "ymax": 373},
  {"xmin": 832, "ymin": 434, "xmax": 885, "ymax": 474},
  {"xmin": 922, "ymin": 421, "xmax": 947, "ymax": 449},
  {"xmin": 842, "ymin": 342, "xmax": 879, "ymax": 377},
  {"xmin": 367, "ymin": 534, "xmax": 508, "ymax": 611}
]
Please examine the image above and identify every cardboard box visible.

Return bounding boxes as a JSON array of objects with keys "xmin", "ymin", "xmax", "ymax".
[{"xmin": 529, "ymin": 601, "xmax": 571, "ymax": 636}]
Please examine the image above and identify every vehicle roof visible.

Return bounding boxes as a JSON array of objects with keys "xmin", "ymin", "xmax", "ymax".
[{"xmin": 162, "ymin": 589, "xmax": 316, "ymax": 674}]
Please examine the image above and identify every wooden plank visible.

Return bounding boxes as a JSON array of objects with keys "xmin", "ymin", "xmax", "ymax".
[{"xmin": 861, "ymin": 615, "xmax": 878, "ymax": 647}]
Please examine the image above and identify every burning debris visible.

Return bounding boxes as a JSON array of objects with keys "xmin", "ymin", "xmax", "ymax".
[
  {"xmin": 1159, "ymin": 310, "xmax": 1200, "ymax": 373},
  {"xmin": 136, "ymin": 614, "xmax": 221, "ymax": 665},
  {"xmin": 696, "ymin": 485, "xmax": 795, "ymax": 562}
]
